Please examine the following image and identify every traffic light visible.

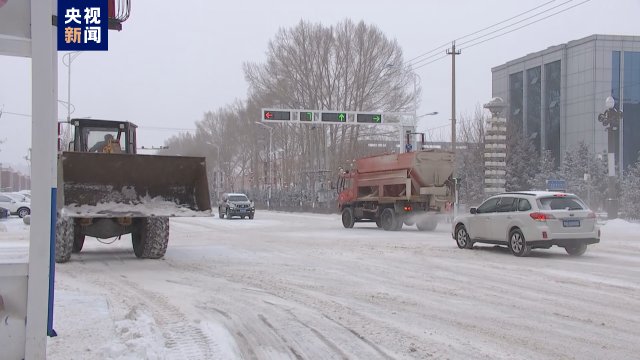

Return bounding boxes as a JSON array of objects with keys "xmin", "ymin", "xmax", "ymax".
[
  {"xmin": 321, "ymin": 112, "xmax": 347, "ymax": 122},
  {"xmin": 300, "ymin": 111, "xmax": 313, "ymax": 121},
  {"xmin": 263, "ymin": 110, "xmax": 291, "ymax": 121},
  {"xmin": 356, "ymin": 113, "xmax": 382, "ymax": 123}
]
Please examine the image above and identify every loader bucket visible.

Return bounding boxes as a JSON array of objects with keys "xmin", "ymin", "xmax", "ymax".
[{"xmin": 58, "ymin": 152, "xmax": 211, "ymax": 217}]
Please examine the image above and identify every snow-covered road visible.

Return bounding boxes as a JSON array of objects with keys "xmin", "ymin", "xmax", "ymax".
[{"xmin": 2, "ymin": 212, "xmax": 639, "ymax": 359}]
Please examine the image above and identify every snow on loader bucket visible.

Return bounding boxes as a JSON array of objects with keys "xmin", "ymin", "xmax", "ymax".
[
  {"xmin": 55, "ymin": 152, "xmax": 211, "ymax": 263},
  {"xmin": 58, "ymin": 151, "xmax": 211, "ymax": 217}
]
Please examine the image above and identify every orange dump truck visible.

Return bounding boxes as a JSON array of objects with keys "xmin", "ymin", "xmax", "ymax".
[{"xmin": 337, "ymin": 149, "xmax": 454, "ymax": 231}]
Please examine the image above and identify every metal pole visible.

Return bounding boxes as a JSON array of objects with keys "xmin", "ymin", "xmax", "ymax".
[
  {"xmin": 26, "ymin": 0, "xmax": 58, "ymax": 356},
  {"xmin": 446, "ymin": 42, "xmax": 461, "ymax": 219},
  {"xmin": 67, "ymin": 53, "xmax": 71, "ymax": 122},
  {"xmin": 268, "ymin": 128, "xmax": 272, "ymax": 209}
]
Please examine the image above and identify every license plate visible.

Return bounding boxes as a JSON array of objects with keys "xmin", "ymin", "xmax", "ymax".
[
  {"xmin": 239, "ymin": 209, "xmax": 246, "ymax": 212},
  {"xmin": 563, "ymin": 219, "xmax": 580, "ymax": 227}
]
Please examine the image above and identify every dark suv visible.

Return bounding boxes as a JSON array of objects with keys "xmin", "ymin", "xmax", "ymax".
[{"xmin": 218, "ymin": 193, "xmax": 255, "ymax": 219}]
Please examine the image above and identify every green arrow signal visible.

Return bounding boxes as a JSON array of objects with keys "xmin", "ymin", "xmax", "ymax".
[
  {"xmin": 373, "ymin": 115, "xmax": 381, "ymax": 123},
  {"xmin": 338, "ymin": 113, "xmax": 346, "ymax": 121}
]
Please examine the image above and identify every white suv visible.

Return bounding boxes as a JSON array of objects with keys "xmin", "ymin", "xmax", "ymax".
[
  {"xmin": 0, "ymin": 193, "xmax": 31, "ymax": 218},
  {"xmin": 452, "ymin": 191, "xmax": 600, "ymax": 257}
]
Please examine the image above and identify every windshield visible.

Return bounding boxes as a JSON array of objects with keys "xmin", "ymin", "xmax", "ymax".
[
  {"xmin": 537, "ymin": 196, "xmax": 586, "ymax": 210},
  {"xmin": 229, "ymin": 195, "xmax": 249, "ymax": 202},
  {"xmin": 82, "ymin": 127, "xmax": 122, "ymax": 152}
]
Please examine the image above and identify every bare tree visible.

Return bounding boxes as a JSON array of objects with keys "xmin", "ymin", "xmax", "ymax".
[{"xmin": 244, "ymin": 19, "xmax": 418, "ymax": 188}]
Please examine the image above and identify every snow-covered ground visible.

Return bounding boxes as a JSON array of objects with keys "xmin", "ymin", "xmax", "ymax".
[{"xmin": 1, "ymin": 212, "xmax": 639, "ymax": 359}]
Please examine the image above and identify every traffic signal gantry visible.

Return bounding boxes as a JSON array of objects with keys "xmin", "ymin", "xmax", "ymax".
[{"xmin": 262, "ymin": 109, "xmax": 384, "ymax": 125}]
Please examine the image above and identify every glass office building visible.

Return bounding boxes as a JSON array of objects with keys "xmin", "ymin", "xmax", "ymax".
[{"xmin": 492, "ymin": 35, "xmax": 640, "ymax": 170}]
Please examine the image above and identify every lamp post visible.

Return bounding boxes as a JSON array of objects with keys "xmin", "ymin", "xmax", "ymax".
[
  {"xmin": 410, "ymin": 112, "xmax": 438, "ymax": 151},
  {"xmin": 62, "ymin": 51, "xmax": 82, "ymax": 122},
  {"xmin": 385, "ymin": 64, "xmax": 423, "ymax": 153},
  {"xmin": 255, "ymin": 121, "xmax": 273, "ymax": 209},
  {"xmin": 597, "ymin": 96, "xmax": 622, "ymax": 219},
  {"xmin": 206, "ymin": 142, "xmax": 221, "ymax": 202}
]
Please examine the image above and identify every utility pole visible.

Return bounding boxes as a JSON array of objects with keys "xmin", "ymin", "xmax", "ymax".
[
  {"xmin": 446, "ymin": 41, "xmax": 461, "ymax": 152},
  {"xmin": 446, "ymin": 41, "xmax": 461, "ymax": 219}
]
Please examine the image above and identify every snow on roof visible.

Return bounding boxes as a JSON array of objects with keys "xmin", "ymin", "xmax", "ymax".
[{"xmin": 497, "ymin": 191, "xmax": 579, "ymax": 198}]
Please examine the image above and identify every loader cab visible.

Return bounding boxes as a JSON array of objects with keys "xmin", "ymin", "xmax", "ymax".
[{"xmin": 70, "ymin": 118, "xmax": 138, "ymax": 154}]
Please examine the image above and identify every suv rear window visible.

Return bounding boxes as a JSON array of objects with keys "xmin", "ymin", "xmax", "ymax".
[{"xmin": 537, "ymin": 196, "xmax": 586, "ymax": 210}]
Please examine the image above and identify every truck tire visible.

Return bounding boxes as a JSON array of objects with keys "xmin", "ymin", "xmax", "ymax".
[
  {"xmin": 55, "ymin": 216, "xmax": 74, "ymax": 263},
  {"xmin": 393, "ymin": 219, "xmax": 403, "ymax": 231},
  {"xmin": 72, "ymin": 222, "xmax": 85, "ymax": 254},
  {"xmin": 381, "ymin": 208, "xmax": 401, "ymax": 231},
  {"xmin": 375, "ymin": 218, "xmax": 382, "ymax": 228},
  {"xmin": 132, "ymin": 217, "xmax": 169, "ymax": 259},
  {"xmin": 341, "ymin": 208, "xmax": 355, "ymax": 228},
  {"xmin": 417, "ymin": 217, "xmax": 438, "ymax": 231}
]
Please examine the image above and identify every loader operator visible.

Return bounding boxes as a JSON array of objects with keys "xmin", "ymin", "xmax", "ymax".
[{"xmin": 89, "ymin": 133, "xmax": 122, "ymax": 153}]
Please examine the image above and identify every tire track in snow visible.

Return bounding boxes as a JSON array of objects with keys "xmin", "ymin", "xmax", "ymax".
[
  {"xmin": 167, "ymin": 260, "xmax": 418, "ymax": 359},
  {"xmin": 75, "ymin": 271, "xmax": 219, "ymax": 359}
]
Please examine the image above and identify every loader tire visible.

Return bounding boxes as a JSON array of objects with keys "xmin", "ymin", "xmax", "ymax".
[
  {"xmin": 132, "ymin": 217, "xmax": 169, "ymax": 259},
  {"xmin": 72, "ymin": 220, "xmax": 85, "ymax": 253},
  {"xmin": 55, "ymin": 216, "xmax": 74, "ymax": 263}
]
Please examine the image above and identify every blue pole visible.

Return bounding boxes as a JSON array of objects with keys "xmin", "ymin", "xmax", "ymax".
[{"xmin": 47, "ymin": 187, "xmax": 58, "ymax": 337}]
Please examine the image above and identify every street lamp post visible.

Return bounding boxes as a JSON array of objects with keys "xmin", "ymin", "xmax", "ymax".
[
  {"xmin": 410, "ymin": 111, "xmax": 438, "ymax": 151},
  {"xmin": 598, "ymin": 96, "xmax": 623, "ymax": 219},
  {"xmin": 255, "ymin": 122, "xmax": 273, "ymax": 209},
  {"xmin": 62, "ymin": 51, "xmax": 82, "ymax": 122},
  {"xmin": 207, "ymin": 142, "xmax": 221, "ymax": 202},
  {"xmin": 385, "ymin": 64, "xmax": 422, "ymax": 153}
]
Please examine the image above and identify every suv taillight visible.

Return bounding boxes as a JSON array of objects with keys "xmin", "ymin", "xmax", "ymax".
[
  {"xmin": 530, "ymin": 212, "xmax": 556, "ymax": 222},
  {"xmin": 587, "ymin": 211, "xmax": 596, "ymax": 219}
]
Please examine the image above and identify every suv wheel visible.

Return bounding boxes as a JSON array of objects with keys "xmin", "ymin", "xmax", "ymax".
[
  {"xmin": 565, "ymin": 243, "xmax": 587, "ymax": 256},
  {"xmin": 509, "ymin": 229, "xmax": 531, "ymax": 257},
  {"xmin": 455, "ymin": 225, "xmax": 473, "ymax": 249},
  {"xmin": 17, "ymin": 207, "xmax": 30, "ymax": 218}
]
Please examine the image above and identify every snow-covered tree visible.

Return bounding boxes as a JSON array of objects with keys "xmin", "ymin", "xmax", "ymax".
[
  {"xmin": 621, "ymin": 159, "xmax": 640, "ymax": 220},
  {"xmin": 559, "ymin": 142, "xmax": 609, "ymax": 210},
  {"xmin": 529, "ymin": 150, "xmax": 558, "ymax": 190},
  {"xmin": 505, "ymin": 121, "xmax": 538, "ymax": 191}
]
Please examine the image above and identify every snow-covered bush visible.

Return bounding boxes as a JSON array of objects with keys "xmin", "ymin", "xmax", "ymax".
[{"xmin": 621, "ymin": 160, "xmax": 640, "ymax": 220}]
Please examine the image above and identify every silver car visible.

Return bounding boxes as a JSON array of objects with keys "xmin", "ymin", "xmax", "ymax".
[{"xmin": 452, "ymin": 191, "xmax": 600, "ymax": 257}]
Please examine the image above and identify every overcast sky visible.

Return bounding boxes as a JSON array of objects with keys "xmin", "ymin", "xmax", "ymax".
[{"xmin": 1, "ymin": 0, "xmax": 639, "ymax": 172}]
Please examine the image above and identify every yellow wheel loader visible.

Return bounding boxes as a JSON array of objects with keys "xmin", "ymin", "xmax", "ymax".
[{"xmin": 55, "ymin": 118, "xmax": 211, "ymax": 263}]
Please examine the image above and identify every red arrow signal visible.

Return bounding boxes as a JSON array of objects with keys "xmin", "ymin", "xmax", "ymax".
[{"xmin": 264, "ymin": 111, "xmax": 273, "ymax": 119}]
